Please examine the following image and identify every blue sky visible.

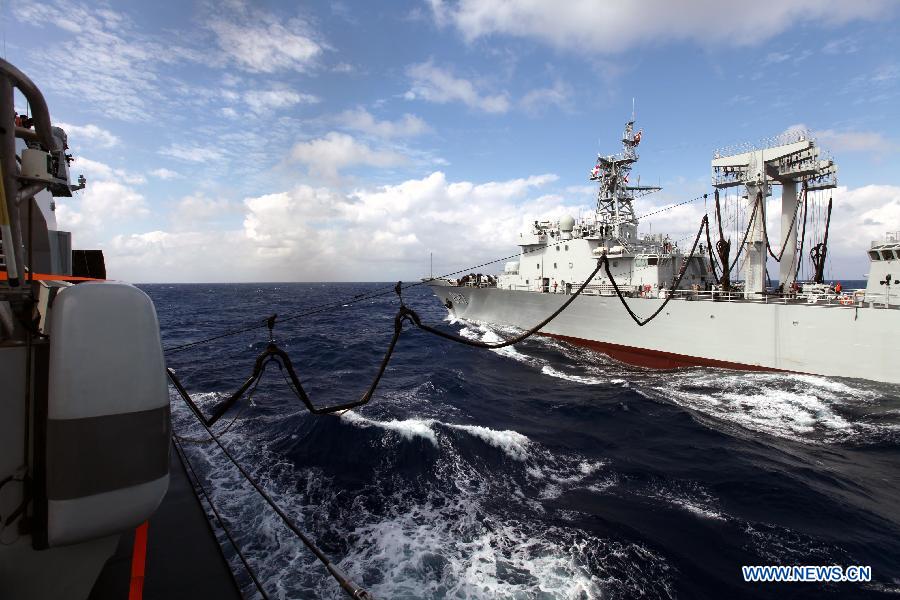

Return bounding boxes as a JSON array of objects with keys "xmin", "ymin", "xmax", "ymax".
[{"xmin": 5, "ymin": 0, "xmax": 900, "ymax": 281}]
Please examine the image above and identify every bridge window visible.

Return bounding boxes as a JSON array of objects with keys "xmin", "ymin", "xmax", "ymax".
[
  {"xmin": 565, "ymin": 245, "xmax": 569, "ymax": 251},
  {"xmin": 553, "ymin": 262, "xmax": 557, "ymax": 268},
  {"xmin": 556, "ymin": 246, "xmax": 560, "ymax": 251},
  {"xmin": 648, "ymin": 257, "xmax": 658, "ymax": 265},
  {"xmin": 882, "ymin": 250, "xmax": 895, "ymax": 261},
  {"xmin": 869, "ymin": 251, "xmax": 881, "ymax": 261}
]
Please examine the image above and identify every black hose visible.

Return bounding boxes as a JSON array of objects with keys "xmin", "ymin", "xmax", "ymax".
[
  {"xmin": 604, "ymin": 215, "xmax": 708, "ymax": 326},
  {"xmin": 400, "ymin": 259, "xmax": 604, "ymax": 349}
]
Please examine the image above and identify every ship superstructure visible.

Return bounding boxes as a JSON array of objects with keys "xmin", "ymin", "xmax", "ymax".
[
  {"xmin": 497, "ymin": 121, "xmax": 709, "ymax": 297},
  {"xmin": 429, "ymin": 121, "xmax": 900, "ymax": 384}
]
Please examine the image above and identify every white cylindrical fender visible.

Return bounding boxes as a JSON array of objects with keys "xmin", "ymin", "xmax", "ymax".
[{"xmin": 36, "ymin": 282, "xmax": 170, "ymax": 548}]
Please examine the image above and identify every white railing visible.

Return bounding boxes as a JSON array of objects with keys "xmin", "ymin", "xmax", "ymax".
[{"xmin": 469, "ymin": 282, "xmax": 899, "ymax": 309}]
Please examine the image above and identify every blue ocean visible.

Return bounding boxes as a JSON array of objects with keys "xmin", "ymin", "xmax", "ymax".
[{"xmin": 143, "ymin": 282, "xmax": 900, "ymax": 599}]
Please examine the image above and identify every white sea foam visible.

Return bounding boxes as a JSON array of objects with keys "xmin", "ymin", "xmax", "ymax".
[
  {"xmin": 653, "ymin": 370, "xmax": 866, "ymax": 441},
  {"xmin": 444, "ymin": 423, "xmax": 531, "ymax": 461},
  {"xmin": 339, "ymin": 411, "xmax": 438, "ymax": 446},
  {"xmin": 541, "ymin": 365, "xmax": 605, "ymax": 385},
  {"xmin": 169, "ymin": 397, "xmax": 670, "ymax": 599},
  {"xmin": 339, "ymin": 411, "xmax": 536, "ymax": 462}
]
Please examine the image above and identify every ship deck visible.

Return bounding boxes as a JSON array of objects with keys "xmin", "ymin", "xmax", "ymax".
[{"xmin": 88, "ymin": 441, "xmax": 242, "ymax": 600}]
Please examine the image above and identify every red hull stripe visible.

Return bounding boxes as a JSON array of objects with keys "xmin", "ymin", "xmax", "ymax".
[{"xmin": 544, "ymin": 333, "xmax": 783, "ymax": 373}]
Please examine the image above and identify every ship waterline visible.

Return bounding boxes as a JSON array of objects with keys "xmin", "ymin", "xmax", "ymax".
[{"xmin": 428, "ymin": 285, "xmax": 900, "ymax": 384}]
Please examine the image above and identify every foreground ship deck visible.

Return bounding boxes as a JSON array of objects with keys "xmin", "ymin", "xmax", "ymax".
[{"xmin": 89, "ymin": 444, "xmax": 241, "ymax": 600}]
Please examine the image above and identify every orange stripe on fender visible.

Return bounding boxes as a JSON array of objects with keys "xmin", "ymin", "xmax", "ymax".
[{"xmin": 129, "ymin": 521, "xmax": 149, "ymax": 600}]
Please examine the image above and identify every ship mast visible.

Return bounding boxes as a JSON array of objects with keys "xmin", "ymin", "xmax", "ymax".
[{"xmin": 590, "ymin": 120, "xmax": 660, "ymax": 244}]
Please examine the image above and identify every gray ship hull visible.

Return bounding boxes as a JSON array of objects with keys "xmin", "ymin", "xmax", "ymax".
[{"xmin": 428, "ymin": 284, "xmax": 900, "ymax": 385}]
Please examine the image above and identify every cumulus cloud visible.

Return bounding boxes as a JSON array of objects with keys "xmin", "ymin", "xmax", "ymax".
[
  {"xmin": 337, "ymin": 108, "xmax": 430, "ymax": 138},
  {"xmin": 72, "ymin": 157, "xmax": 145, "ymax": 185},
  {"xmin": 56, "ymin": 180, "xmax": 149, "ymax": 248},
  {"xmin": 98, "ymin": 171, "xmax": 572, "ymax": 281},
  {"xmin": 171, "ymin": 194, "xmax": 237, "ymax": 230},
  {"xmin": 406, "ymin": 61, "xmax": 510, "ymax": 113},
  {"xmin": 57, "ymin": 122, "xmax": 120, "ymax": 148},
  {"xmin": 427, "ymin": 0, "xmax": 893, "ymax": 53},
  {"xmin": 290, "ymin": 132, "xmax": 407, "ymax": 179}
]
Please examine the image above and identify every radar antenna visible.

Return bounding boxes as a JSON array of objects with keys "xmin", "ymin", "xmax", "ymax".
[{"xmin": 589, "ymin": 119, "xmax": 661, "ymax": 244}]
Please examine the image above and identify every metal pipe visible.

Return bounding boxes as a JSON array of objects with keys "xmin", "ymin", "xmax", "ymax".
[
  {"xmin": 0, "ymin": 76, "xmax": 22, "ymax": 285},
  {"xmin": 0, "ymin": 58, "xmax": 59, "ymax": 152},
  {"xmin": 15, "ymin": 126, "xmax": 39, "ymax": 143}
]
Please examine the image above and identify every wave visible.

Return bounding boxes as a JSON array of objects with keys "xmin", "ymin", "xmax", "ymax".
[
  {"xmin": 169, "ymin": 397, "xmax": 669, "ymax": 599},
  {"xmin": 340, "ymin": 411, "xmax": 439, "ymax": 446},
  {"xmin": 443, "ymin": 423, "xmax": 531, "ymax": 461},
  {"xmin": 452, "ymin": 316, "xmax": 898, "ymax": 445}
]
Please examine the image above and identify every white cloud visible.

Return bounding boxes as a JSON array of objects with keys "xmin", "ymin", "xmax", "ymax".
[
  {"xmin": 97, "ymin": 171, "xmax": 568, "ymax": 281},
  {"xmin": 520, "ymin": 81, "xmax": 573, "ymax": 115},
  {"xmin": 337, "ymin": 108, "xmax": 430, "ymax": 138},
  {"xmin": 290, "ymin": 132, "xmax": 407, "ymax": 179},
  {"xmin": 57, "ymin": 122, "xmax": 120, "ymax": 148},
  {"xmin": 13, "ymin": 1, "xmax": 199, "ymax": 121},
  {"xmin": 785, "ymin": 123, "xmax": 897, "ymax": 155},
  {"xmin": 150, "ymin": 168, "xmax": 181, "ymax": 180},
  {"xmin": 426, "ymin": 0, "xmax": 893, "ymax": 53},
  {"xmin": 822, "ymin": 37, "xmax": 860, "ymax": 55},
  {"xmin": 210, "ymin": 12, "xmax": 322, "ymax": 73},
  {"xmin": 158, "ymin": 143, "xmax": 227, "ymax": 163},
  {"xmin": 817, "ymin": 130, "xmax": 897, "ymax": 154},
  {"xmin": 171, "ymin": 194, "xmax": 236, "ymax": 230},
  {"xmin": 244, "ymin": 88, "xmax": 319, "ymax": 115},
  {"xmin": 72, "ymin": 157, "xmax": 145, "ymax": 185},
  {"xmin": 56, "ymin": 180, "xmax": 149, "ymax": 247},
  {"xmin": 406, "ymin": 61, "xmax": 510, "ymax": 113}
]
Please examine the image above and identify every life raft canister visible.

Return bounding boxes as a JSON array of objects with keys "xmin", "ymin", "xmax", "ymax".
[{"xmin": 35, "ymin": 282, "xmax": 170, "ymax": 548}]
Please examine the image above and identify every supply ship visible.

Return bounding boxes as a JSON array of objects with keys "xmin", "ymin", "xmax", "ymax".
[{"xmin": 428, "ymin": 121, "xmax": 900, "ymax": 384}]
